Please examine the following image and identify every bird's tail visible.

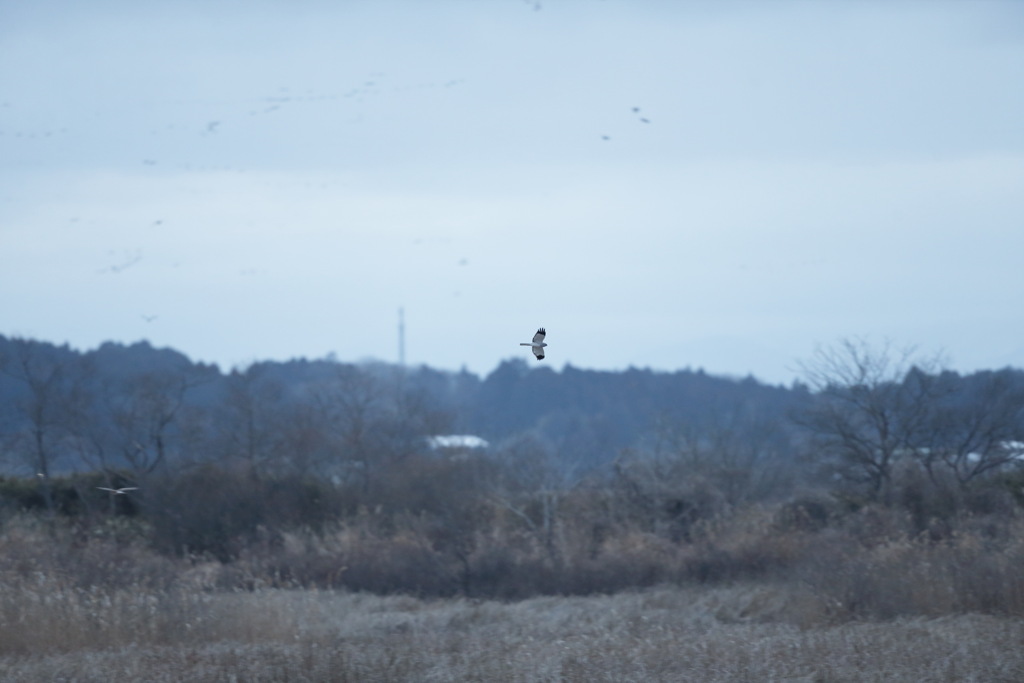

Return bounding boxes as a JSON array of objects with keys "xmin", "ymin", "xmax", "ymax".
[{"xmin": 520, "ymin": 343, "xmax": 531, "ymax": 346}]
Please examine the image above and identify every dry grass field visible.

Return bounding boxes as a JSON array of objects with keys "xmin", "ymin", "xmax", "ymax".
[
  {"xmin": 2, "ymin": 498, "xmax": 1023, "ymax": 682},
  {"xmin": 2, "ymin": 581, "xmax": 1023, "ymax": 682}
]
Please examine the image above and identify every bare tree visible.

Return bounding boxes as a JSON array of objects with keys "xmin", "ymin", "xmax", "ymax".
[
  {"xmin": 923, "ymin": 370, "xmax": 1024, "ymax": 487},
  {"xmin": 611, "ymin": 445, "xmax": 730, "ymax": 542},
  {"xmin": 795, "ymin": 337, "xmax": 947, "ymax": 502},
  {"xmin": 643, "ymin": 404, "xmax": 797, "ymax": 508},
  {"xmin": 490, "ymin": 433, "xmax": 568, "ymax": 557},
  {"xmin": 270, "ymin": 399, "xmax": 333, "ymax": 478},
  {"xmin": 0, "ymin": 338, "xmax": 93, "ymax": 512},
  {"xmin": 65, "ymin": 412, "xmax": 120, "ymax": 514},
  {"xmin": 217, "ymin": 364, "xmax": 287, "ymax": 479},
  {"xmin": 310, "ymin": 363, "xmax": 450, "ymax": 490},
  {"xmin": 312, "ymin": 365, "xmax": 389, "ymax": 490},
  {"xmin": 102, "ymin": 366, "xmax": 206, "ymax": 477}
]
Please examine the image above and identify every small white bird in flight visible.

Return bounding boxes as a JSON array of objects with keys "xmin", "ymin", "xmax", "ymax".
[
  {"xmin": 520, "ymin": 327, "xmax": 548, "ymax": 360},
  {"xmin": 97, "ymin": 486, "xmax": 138, "ymax": 495}
]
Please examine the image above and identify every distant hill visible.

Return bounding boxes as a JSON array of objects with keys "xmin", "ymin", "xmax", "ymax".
[
  {"xmin": 12, "ymin": 334, "xmax": 1021, "ymax": 478},
  {"xmin": 0, "ymin": 334, "xmax": 813, "ymax": 474},
  {"xmin": 465, "ymin": 359, "xmax": 808, "ymax": 466}
]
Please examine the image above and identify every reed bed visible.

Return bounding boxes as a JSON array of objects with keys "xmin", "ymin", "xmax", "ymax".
[{"xmin": 2, "ymin": 584, "xmax": 1022, "ymax": 682}]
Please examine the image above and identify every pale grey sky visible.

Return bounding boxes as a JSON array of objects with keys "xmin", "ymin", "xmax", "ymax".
[{"xmin": 2, "ymin": 0, "xmax": 1023, "ymax": 384}]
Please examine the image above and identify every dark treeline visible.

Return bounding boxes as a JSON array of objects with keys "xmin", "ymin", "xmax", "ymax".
[
  {"xmin": 1, "ymin": 334, "xmax": 1023, "ymax": 602},
  {"xmin": 0, "ymin": 335, "xmax": 807, "ymax": 481}
]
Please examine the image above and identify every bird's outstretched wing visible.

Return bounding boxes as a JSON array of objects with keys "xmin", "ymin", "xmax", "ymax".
[
  {"xmin": 532, "ymin": 346, "xmax": 545, "ymax": 360},
  {"xmin": 533, "ymin": 328, "xmax": 546, "ymax": 344}
]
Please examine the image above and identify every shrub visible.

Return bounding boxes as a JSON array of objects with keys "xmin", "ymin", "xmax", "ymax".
[{"xmin": 796, "ymin": 513, "xmax": 1024, "ymax": 619}]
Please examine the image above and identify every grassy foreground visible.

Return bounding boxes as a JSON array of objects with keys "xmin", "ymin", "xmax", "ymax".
[
  {"xmin": 2, "ymin": 580, "xmax": 1023, "ymax": 682},
  {"xmin": 2, "ymin": 499, "xmax": 1023, "ymax": 681}
]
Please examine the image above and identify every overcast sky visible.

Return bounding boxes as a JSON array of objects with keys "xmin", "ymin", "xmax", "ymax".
[{"xmin": 2, "ymin": 0, "xmax": 1023, "ymax": 384}]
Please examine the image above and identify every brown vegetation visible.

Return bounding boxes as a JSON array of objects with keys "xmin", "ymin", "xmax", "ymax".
[
  {"xmin": 2, "ymin": 484, "xmax": 1023, "ymax": 680},
  {"xmin": 2, "ymin": 526, "xmax": 1023, "ymax": 681}
]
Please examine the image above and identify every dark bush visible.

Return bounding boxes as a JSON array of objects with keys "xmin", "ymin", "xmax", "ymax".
[{"xmin": 144, "ymin": 465, "xmax": 342, "ymax": 561}]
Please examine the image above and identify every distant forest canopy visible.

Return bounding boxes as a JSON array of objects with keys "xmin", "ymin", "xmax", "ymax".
[
  {"xmin": 0, "ymin": 334, "xmax": 806, "ymax": 474},
  {"xmin": 1, "ymin": 334, "xmax": 1023, "ymax": 495}
]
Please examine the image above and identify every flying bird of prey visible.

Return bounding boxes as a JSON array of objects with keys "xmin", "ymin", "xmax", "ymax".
[
  {"xmin": 520, "ymin": 327, "xmax": 548, "ymax": 360},
  {"xmin": 97, "ymin": 486, "xmax": 138, "ymax": 495}
]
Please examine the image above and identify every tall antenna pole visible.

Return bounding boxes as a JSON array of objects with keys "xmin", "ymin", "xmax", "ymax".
[{"xmin": 398, "ymin": 307, "xmax": 406, "ymax": 367}]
